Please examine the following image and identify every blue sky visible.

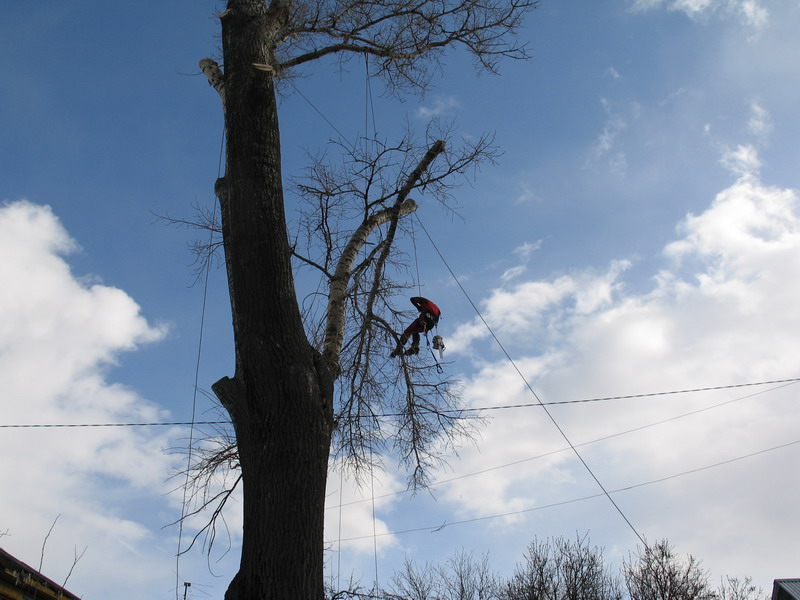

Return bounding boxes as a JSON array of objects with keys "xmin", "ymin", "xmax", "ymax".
[{"xmin": 2, "ymin": 1, "xmax": 800, "ymax": 599}]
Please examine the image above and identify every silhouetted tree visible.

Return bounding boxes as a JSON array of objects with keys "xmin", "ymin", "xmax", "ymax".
[
  {"xmin": 717, "ymin": 576, "xmax": 768, "ymax": 600},
  {"xmin": 503, "ymin": 534, "xmax": 623, "ymax": 600},
  {"xmin": 391, "ymin": 550, "xmax": 501, "ymax": 600},
  {"xmin": 623, "ymin": 540, "xmax": 716, "ymax": 600},
  {"xmin": 378, "ymin": 537, "xmax": 766, "ymax": 600}
]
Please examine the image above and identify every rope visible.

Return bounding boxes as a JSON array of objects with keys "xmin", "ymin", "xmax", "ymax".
[
  {"xmin": 174, "ymin": 127, "xmax": 224, "ymax": 599},
  {"xmin": 288, "ymin": 80, "xmax": 353, "ymax": 149},
  {"xmin": 364, "ymin": 55, "xmax": 381, "ymax": 596},
  {"xmin": 337, "ymin": 471, "xmax": 344, "ymax": 591},
  {"xmin": 369, "ymin": 449, "xmax": 379, "ymax": 594},
  {"xmin": 411, "ymin": 215, "xmax": 422, "ymax": 297},
  {"xmin": 412, "ymin": 213, "xmax": 647, "ymax": 547}
]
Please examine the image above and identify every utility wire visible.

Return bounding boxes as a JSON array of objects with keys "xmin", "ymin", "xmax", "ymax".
[
  {"xmin": 328, "ymin": 437, "xmax": 800, "ymax": 544},
  {"xmin": 327, "ymin": 379, "xmax": 797, "ymax": 510},
  {"xmin": 412, "ymin": 214, "xmax": 648, "ymax": 546},
  {"xmin": 4, "ymin": 377, "xmax": 797, "ymax": 429},
  {"xmin": 0, "ymin": 421, "xmax": 229, "ymax": 429}
]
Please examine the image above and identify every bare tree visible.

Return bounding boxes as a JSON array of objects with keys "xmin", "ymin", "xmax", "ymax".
[
  {"xmin": 503, "ymin": 534, "xmax": 624, "ymax": 600},
  {"xmin": 623, "ymin": 540, "xmax": 717, "ymax": 600},
  {"xmin": 717, "ymin": 577, "xmax": 768, "ymax": 600},
  {"xmin": 390, "ymin": 550, "xmax": 501, "ymax": 600},
  {"xmin": 192, "ymin": 1, "xmax": 538, "ymax": 599},
  {"xmin": 375, "ymin": 536, "xmax": 766, "ymax": 600},
  {"xmin": 717, "ymin": 578, "xmax": 746, "ymax": 600}
]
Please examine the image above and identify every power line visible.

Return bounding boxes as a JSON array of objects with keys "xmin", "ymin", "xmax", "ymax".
[
  {"xmin": 4, "ymin": 377, "xmax": 797, "ymax": 429},
  {"xmin": 466, "ymin": 377, "xmax": 800, "ymax": 412},
  {"xmin": 328, "ymin": 437, "xmax": 800, "ymax": 544},
  {"xmin": 327, "ymin": 379, "xmax": 797, "ymax": 510},
  {"xmin": 0, "ymin": 421, "xmax": 229, "ymax": 429}
]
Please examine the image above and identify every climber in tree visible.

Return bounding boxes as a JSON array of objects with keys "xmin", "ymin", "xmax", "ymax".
[{"xmin": 391, "ymin": 296, "xmax": 441, "ymax": 357}]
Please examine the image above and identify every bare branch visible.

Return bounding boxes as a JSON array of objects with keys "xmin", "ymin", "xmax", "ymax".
[
  {"xmin": 154, "ymin": 204, "xmax": 223, "ymax": 285},
  {"xmin": 39, "ymin": 514, "xmax": 60, "ymax": 573},
  {"xmin": 62, "ymin": 545, "xmax": 88, "ymax": 589},
  {"xmin": 275, "ymin": 0, "xmax": 539, "ymax": 92}
]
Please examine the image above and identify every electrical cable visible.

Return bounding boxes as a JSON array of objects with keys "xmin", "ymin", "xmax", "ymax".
[
  {"xmin": 4, "ymin": 377, "xmax": 797, "ymax": 428},
  {"xmin": 328, "ymin": 437, "xmax": 800, "ymax": 544},
  {"xmin": 327, "ymin": 379, "xmax": 797, "ymax": 510},
  {"xmin": 412, "ymin": 214, "xmax": 648, "ymax": 546},
  {"xmin": 0, "ymin": 421, "xmax": 228, "ymax": 429}
]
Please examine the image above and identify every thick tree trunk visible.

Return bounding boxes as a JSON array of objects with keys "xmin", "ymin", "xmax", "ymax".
[{"xmin": 211, "ymin": 3, "xmax": 335, "ymax": 599}]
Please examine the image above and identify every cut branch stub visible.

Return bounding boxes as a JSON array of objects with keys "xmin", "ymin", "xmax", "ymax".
[{"xmin": 199, "ymin": 58, "xmax": 226, "ymax": 106}]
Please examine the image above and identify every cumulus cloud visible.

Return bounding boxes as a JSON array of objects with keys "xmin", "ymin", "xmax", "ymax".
[
  {"xmin": 437, "ymin": 148, "xmax": 800, "ymax": 584},
  {"xmin": 448, "ymin": 259, "xmax": 630, "ymax": 356},
  {"xmin": 719, "ymin": 143, "xmax": 761, "ymax": 177},
  {"xmin": 629, "ymin": 0, "xmax": 769, "ymax": 37},
  {"xmin": 324, "ymin": 465, "xmax": 404, "ymax": 555},
  {"xmin": 0, "ymin": 200, "xmax": 180, "ymax": 599}
]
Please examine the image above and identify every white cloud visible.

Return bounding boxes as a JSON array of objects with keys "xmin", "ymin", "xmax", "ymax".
[
  {"xmin": 513, "ymin": 240, "xmax": 542, "ymax": 262},
  {"xmin": 737, "ymin": 0, "xmax": 769, "ymax": 32},
  {"xmin": 501, "ymin": 265, "xmax": 527, "ymax": 283},
  {"xmin": 515, "ymin": 181, "xmax": 539, "ymax": 204},
  {"xmin": 584, "ymin": 99, "xmax": 634, "ymax": 176},
  {"xmin": 719, "ymin": 143, "xmax": 761, "ymax": 178},
  {"xmin": 438, "ymin": 148, "xmax": 800, "ymax": 585},
  {"xmin": 0, "ymin": 200, "xmax": 181, "ymax": 599},
  {"xmin": 415, "ymin": 96, "xmax": 461, "ymax": 119},
  {"xmin": 747, "ymin": 102, "xmax": 772, "ymax": 141},
  {"xmin": 629, "ymin": 0, "xmax": 769, "ymax": 37},
  {"xmin": 324, "ymin": 461, "xmax": 404, "ymax": 587}
]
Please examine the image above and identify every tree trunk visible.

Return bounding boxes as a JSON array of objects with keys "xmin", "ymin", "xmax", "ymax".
[{"xmin": 211, "ymin": 3, "xmax": 335, "ymax": 599}]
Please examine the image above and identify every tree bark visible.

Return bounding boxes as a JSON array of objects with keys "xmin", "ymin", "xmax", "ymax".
[{"xmin": 211, "ymin": 2, "xmax": 335, "ymax": 599}]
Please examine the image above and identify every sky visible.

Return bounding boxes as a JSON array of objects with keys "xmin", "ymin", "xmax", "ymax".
[{"xmin": 2, "ymin": 1, "xmax": 800, "ymax": 598}]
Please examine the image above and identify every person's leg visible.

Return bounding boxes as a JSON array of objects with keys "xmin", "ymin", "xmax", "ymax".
[
  {"xmin": 406, "ymin": 332, "xmax": 421, "ymax": 355},
  {"xmin": 392, "ymin": 317, "xmax": 424, "ymax": 357}
]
